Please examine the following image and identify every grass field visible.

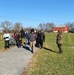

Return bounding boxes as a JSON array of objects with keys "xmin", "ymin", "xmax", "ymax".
[
  {"xmin": 0, "ymin": 34, "xmax": 5, "ymax": 52},
  {"xmin": 0, "ymin": 40, "xmax": 5, "ymax": 52},
  {"xmin": 23, "ymin": 33, "xmax": 74, "ymax": 75}
]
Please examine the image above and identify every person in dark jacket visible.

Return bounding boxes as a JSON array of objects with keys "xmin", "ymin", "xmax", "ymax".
[
  {"xmin": 37, "ymin": 30, "xmax": 45, "ymax": 49},
  {"xmin": 17, "ymin": 32, "xmax": 22, "ymax": 48},
  {"xmin": 56, "ymin": 31, "xmax": 63, "ymax": 54},
  {"xmin": 35, "ymin": 30, "xmax": 39, "ymax": 47},
  {"xmin": 20, "ymin": 28, "xmax": 25, "ymax": 46}
]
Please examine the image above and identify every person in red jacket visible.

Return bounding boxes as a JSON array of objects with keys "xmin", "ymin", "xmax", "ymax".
[{"xmin": 14, "ymin": 32, "xmax": 18, "ymax": 46}]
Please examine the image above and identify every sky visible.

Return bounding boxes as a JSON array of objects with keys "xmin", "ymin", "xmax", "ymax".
[{"xmin": 0, "ymin": 0, "xmax": 74, "ymax": 28}]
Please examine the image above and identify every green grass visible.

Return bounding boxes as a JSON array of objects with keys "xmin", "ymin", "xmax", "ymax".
[
  {"xmin": 0, "ymin": 40, "xmax": 4, "ymax": 48},
  {"xmin": 0, "ymin": 34, "xmax": 5, "ymax": 52},
  {"xmin": 23, "ymin": 33, "xmax": 74, "ymax": 75},
  {"xmin": 0, "ymin": 40, "xmax": 5, "ymax": 52}
]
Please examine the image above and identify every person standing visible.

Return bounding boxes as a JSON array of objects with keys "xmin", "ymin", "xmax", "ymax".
[
  {"xmin": 56, "ymin": 31, "xmax": 63, "ymax": 54},
  {"xmin": 17, "ymin": 32, "xmax": 22, "ymax": 48},
  {"xmin": 28, "ymin": 29, "xmax": 37, "ymax": 53},
  {"xmin": 37, "ymin": 30, "xmax": 45, "ymax": 49},
  {"xmin": 14, "ymin": 32, "xmax": 18, "ymax": 46},
  {"xmin": 9, "ymin": 31, "xmax": 15, "ymax": 46},
  {"xmin": 3, "ymin": 31, "xmax": 10, "ymax": 49},
  {"xmin": 25, "ymin": 31, "xmax": 29, "ymax": 45},
  {"xmin": 20, "ymin": 28, "xmax": 25, "ymax": 46}
]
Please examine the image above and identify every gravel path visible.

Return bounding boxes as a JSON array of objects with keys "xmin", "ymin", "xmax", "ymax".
[{"xmin": 0, "ymin": 45, "xmax": 39, "ymax": 75}]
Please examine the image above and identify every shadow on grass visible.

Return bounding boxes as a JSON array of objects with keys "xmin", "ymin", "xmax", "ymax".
[{"xmin": 43, "ymin": 47, "xmax": 58, "ymax": 53}]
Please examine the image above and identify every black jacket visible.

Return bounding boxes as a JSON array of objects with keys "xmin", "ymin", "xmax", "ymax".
[{"xmin": 20, "ymin": 29, "xmax": 25, "ymax": 38}]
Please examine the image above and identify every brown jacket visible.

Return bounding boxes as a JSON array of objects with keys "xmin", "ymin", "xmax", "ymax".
[{"xmin": 56, "ymin": 33, "xmax": 62, "ymax": 44}]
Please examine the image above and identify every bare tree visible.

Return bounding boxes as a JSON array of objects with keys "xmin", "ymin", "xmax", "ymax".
[
  {"xmin": 0, "ymin": 20, "xmax": 13, "ymax": 31},
  {"xmin": 14, "ymin": 22, "xmax": 23, "ymax": 32},
  {"xmin": 24, "ymin": 27, "xmax": 32, "ymax": 31},
  {"xmin": 65, "ymin": 22, "xmax": 74, "ymax": 31},
  {"xmin": 38, "ymin": 22, "xmax": 55, "ymax": 31},
  {"xmin": 71, "ymin": 22, "xmax": 74, "ymax": 30},
  {"xmin": 46, "ymin": 23, "xmax": 54, "ymax": 31},
  {"xmin": 38, "ymin": 23, "xmax": 43, "ymax": 30}
]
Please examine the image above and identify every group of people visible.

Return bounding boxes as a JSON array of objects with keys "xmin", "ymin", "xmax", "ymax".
[
  {"xmin": 3, "ymin": 28, "xmax": 63, "ymax": 54},
  {"xmin": 3, "ymin": 29, "xmax": 25, "ymax": 49},
  {"xmin": 28, "ymin": 29, "xmax": 45, "ymax": 53},
  {"xmin": 3, "ymin": 28, "xmax": 45, "ymax": 53}
]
